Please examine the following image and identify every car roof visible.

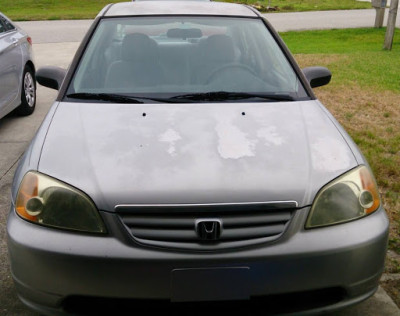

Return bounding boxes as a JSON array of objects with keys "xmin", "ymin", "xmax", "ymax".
[{"xmin": 102, "ymin": 1, "xmax": 258, "ymax": 17}]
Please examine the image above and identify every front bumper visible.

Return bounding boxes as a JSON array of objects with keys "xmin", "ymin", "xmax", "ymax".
[{"xmin": 7, "ymin": 206, "xmax": 389, "ymax": 315}]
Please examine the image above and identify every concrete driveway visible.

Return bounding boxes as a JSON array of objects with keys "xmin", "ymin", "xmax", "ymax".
[
  {"xmin": 264, "ymin": 8, "xmax": 400, "ymax": 31},
  {"xmin": 0, "ymin": 9, "xmax": 399, "ymax": 315}
]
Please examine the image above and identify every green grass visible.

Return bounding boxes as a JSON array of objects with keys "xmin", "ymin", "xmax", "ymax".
[
  {"xmin": 2, "ymin": 0, "xmax": 372, "ymax": 21},
  {"xmin": 1, "ymin": 0, "xmax": 111, "ymax": 21},
  {"xmin": 225, "ymin": 0, "xmax": 371, "ymax": 12},
  {"xmin": 281, "ymin": 28, "xmax": 400, "ymax": 92}
]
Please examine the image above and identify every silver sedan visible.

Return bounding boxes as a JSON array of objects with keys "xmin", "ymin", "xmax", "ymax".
[
  {"xmin": 7, "ymin": 2, "xmax": 388, "ymax": 315},
  {"xmin": 0, "ymin": 12, "xmax": 36, "ymax": 119}
]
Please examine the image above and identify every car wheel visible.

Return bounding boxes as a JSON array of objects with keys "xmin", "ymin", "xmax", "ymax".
[{"xmin": 16, "ymin": 65, "xmax": 36, "ymax": 116}]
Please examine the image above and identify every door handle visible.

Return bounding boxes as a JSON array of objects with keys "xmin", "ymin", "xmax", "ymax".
[{"xmin": 11, "ymin": 37, "xmax": 18, "ymax": 46}]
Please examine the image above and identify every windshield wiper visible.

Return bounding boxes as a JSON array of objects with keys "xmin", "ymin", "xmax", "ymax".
[
  {"xmin": 66, "ymin": 93, "xmax": 146, "ymax": 103},
  {"xmin": 168, "ymin": 91, "xmax": 295, "ymax": 102},
  {"xmin": 67, "ymin": 93, "xmax": 182, "ymax": 104},
  {"xmin": 67, "ymin": 92, "xmax": 186, "ymax": 104}
]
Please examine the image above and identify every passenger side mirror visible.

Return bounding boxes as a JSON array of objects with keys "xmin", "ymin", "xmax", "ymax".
[
  {"xmin": 302, "ymin": 67, "xmax": 332, "ymax": 88},
  {"xmin": 36, "ymin": 66, "xmax": 67, "ymax": 90}
]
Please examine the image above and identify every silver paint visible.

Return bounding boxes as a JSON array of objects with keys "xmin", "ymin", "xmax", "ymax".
[{"xmin": 105, "ymin": 1, "xmax": 257, "ymax": 17}]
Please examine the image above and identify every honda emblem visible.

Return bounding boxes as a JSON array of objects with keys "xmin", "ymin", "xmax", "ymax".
[{"xmin": 196, "ymin": 219, "xmax": 222, "ymax": 241}]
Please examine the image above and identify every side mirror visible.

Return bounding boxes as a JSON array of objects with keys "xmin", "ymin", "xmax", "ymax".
[
  {"xmin": 302, "ymin": 67, "xmax": 332, "ymax": 88},
  {"xmin": 36, "ymin": 66, "xmax": 67, "ymax": 90}
]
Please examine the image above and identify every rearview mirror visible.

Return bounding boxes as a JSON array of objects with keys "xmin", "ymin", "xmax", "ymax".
[
  {"xmin": 302, "ymin": 67, "xmax": 332, "ymax": 88},
  {"xmin": 36, "ymin": 66, "xmax": 67, "ymax": 91}
]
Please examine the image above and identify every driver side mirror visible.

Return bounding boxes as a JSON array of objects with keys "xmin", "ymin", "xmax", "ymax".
[
  {"xmin": 36, "ymin": 66, "xmax": 67, "ymax": 91},
  {"xmin": 302, "ymin": 67, "xmax": 332, "ymax": 88}
]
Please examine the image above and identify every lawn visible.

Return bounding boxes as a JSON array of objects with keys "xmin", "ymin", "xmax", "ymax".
[
  {"xmin": 1, "ymin": 0, "xmax": 372, "ymax": 21},
  {"xmin": 1, "ymin": 0, "xmax": 111, "ymax": 21},
  {"xmin": 281, "ymin": 28, "xmax": 400, "ymax": 304},
  {"xmin": 225, "ymin": 0, "xmax": 371, "ymax": 12}
]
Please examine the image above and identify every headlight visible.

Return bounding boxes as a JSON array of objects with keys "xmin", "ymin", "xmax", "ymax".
[
  {"xmin": 306, "ymin": 166, "xmax": 380, "ymax": 228},
  {"xmin": 15, "ymin": 171, "xmax": 106, "ymax": 233}
]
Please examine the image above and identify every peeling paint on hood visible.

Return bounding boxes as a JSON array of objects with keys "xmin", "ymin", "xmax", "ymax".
[
  {"xmin": 215, "ymin": 111, "xmax": 256, "ymax": 159},
  {"xmin": 158, "ymin": 128, "xmax": 182, "ymax": 156},
  {"xmin": 38, "ymin": 101, "xmax": 358, "ymax": 211}
]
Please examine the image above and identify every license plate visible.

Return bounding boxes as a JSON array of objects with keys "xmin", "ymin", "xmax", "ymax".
[{"xmin": 171, "ymin": 267, "xmax": 250, "ymax": 302}]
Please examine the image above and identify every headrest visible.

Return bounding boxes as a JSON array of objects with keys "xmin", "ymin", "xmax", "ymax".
[
  {"xmin": 202, "ymin": 34, "xmax": 235, "ymax": 63},
  {"xmin": 121, "ymin": 33, "xmax": 158, "ymax": 62}
]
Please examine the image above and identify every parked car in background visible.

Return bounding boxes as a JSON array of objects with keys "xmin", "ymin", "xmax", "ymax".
[
  {"xmin": 0, "ymin": 12, "xmax": 36, "ymax": 120},
  {"xmin": 7, "ymin": 1, "xmax": 388, "ymax": 315}
]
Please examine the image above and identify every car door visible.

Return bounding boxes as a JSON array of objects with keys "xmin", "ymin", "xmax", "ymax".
[{"xmin": 0, "ymin": 15, "xmax": 23, "ymax": 118}]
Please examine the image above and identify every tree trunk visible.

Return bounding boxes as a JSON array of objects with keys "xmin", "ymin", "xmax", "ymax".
[{"xmin": 384, "ymin": 0, "xmax": 399, "ymax": 50}]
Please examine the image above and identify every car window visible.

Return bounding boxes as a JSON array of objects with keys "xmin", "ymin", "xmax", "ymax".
[
  {"xmin": 68, "ymin": 16, "xmax": 308, "ymax": 101},
  {"xmin": 0, "ymin": 16, "xmax": 15, "ymax": 32},
  {"xmin": 0, "ymin": 22, "xmax": 5, "ymax": 34}
]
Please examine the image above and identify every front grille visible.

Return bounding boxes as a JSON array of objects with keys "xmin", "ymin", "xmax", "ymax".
[{"xmin": 116, "ymin": 202, "xmax": 296, "ymax": 250}]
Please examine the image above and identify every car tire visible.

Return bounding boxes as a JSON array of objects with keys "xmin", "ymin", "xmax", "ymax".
[{"xmin": 16, "ymin": 65, "xmax": 36, "ymax": 116}]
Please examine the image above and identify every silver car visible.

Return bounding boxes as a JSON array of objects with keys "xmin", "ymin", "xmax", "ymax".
[
  {"xmin": 0, "ymin": 12, "xmax": 36, "ymax": 119},
  {"xmin": 7, "ymin": 2, "xmax": 388, "ymax": 315}
]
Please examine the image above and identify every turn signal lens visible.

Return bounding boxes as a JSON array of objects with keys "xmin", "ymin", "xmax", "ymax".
[
  {"xmin": 306, "ymin": 166, "xmax": 381, "ymax": 229},
  {"xmin": 15, "ymin": 171, "xmax": 106, "ymax": 234},
  {"xmin": 16, "ymin": 172, "xmax": 39, "ymax": 222},
  {"xmin": 360, "ymin": 167, "xmax": 380, "ymax": 214}
]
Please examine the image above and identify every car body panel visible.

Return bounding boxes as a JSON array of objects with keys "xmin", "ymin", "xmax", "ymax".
[
  {"xmin": 0, "ymin": 13, "xmax": 34, "ymax": 119},
  {"xmin": 7, "ymin": 205, "xmax": 388, "ymax": 315},
  {"xmin": 0, "ymin": 19, "xmax": 23, "ymax": 116},
  {"xmin": 37, "ymin": 100, "xmax": 357, "ymax": 210},
  {"xmin": 11, "ymin": 103, "xmax": 60, "ymax": 201}
]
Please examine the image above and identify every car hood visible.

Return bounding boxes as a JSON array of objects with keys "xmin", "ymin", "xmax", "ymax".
[{"xmin": 39, "ymin": 101, "xmax": 357, "ymax": 211}]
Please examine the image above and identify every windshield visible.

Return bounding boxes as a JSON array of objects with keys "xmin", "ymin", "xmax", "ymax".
[{"xmin": 66, "ymin": 16, "xmax": 309, "ymax": 102}]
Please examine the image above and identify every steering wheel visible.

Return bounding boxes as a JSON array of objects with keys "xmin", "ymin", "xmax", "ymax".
[{"xmin": 205, "ymin": 63, "xmax": 257, "ymax": 84}]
